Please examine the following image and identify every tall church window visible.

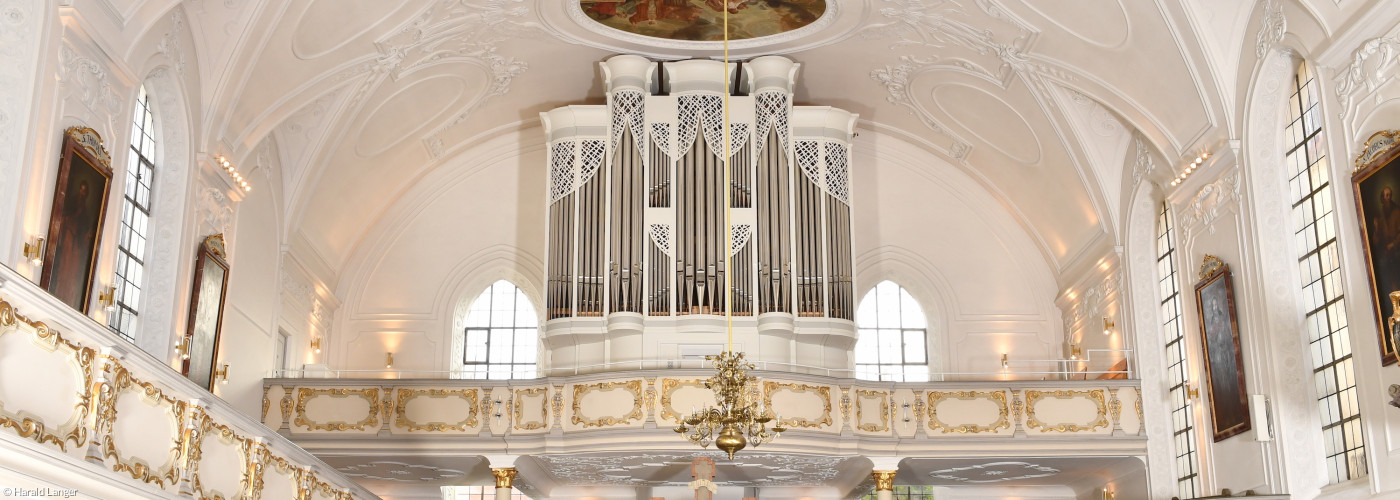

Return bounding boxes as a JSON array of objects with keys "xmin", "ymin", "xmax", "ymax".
[
  {"xmin": 854, "ymin": 281, "xmax": 929, "ymax": 382},
  {"xmin": 109, "ymin": 86, "xmax": 156, "ymax": 340},
  {"xmin": 1285, "ymin": 61, "xmax": 1366, "ymax": 482},
  {"xmin": 461, "ymin": 280, "xmax": 538, "ymax": 379},
  {"xmin": 1157, "ymin": 202, "xmax": 1201, "ymax": 497}
]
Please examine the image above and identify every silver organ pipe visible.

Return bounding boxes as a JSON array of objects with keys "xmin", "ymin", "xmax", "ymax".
[{"xmin": 542, "ymin": 54, "xmax": 857, "ymax": 331}]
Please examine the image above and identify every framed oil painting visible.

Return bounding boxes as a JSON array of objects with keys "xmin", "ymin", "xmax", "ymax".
[
  {"xmin": 580, "ymin": 0, "xmax": 827, "ymax": 42},
  {"xmin": 1194, "ymin": 255, "xmax": 1251, "ymax": 442},
  {"xmin": 182, "ymin": 234, "xmax": 230, "ymax": 391},
  {"xmin": 1351, "ymin": 130, "xmax": 1400, "ymax": 366},
  {"xmin": 39, "ymin": 127, "xmax": 113, "ymax": 313}
]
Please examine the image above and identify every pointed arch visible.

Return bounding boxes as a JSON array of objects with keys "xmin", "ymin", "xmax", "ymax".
[
  {"xmin": 450, "ymin": 279, "xmax": 539, "ymax": 379},
  {"xmin": 854, "ymin": 280, "xmax": 930, "ymax": 382}
]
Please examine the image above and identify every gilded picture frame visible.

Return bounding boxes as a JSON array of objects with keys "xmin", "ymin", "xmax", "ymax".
[
  {"xmin": 1350, "ymin": 130, "xmax": 1400, "ymax": 366},
  {"xmin": 1194, "ymin": 255, "xmax": 1250, "ymax": 442},
  {"xmin": 182, "ymin": 234, "xmax": 230, "ymax": 390},
  {"xmin": 40, "ymin": 127, "xmax": 113, "ymax": 313}
]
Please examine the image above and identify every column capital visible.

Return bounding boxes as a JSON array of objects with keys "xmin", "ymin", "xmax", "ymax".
[
  {"xmin": 872, "ymin": 470, "xmax": 897, "ymax": 491},
  {"xmin": 866, "ymin": 456, "xmax": 904, "ymax": 471},
  {"xmin": 491, "ymin": 467, "xmax": 518, "ymax": 489}
]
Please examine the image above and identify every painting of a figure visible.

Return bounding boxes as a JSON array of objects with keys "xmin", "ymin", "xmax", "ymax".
[
  {"xmin": 40, "ymin": 127, "xmax": 112, "ymax": 313},
  {"xmin": 581, "ymin": 0, "xmax": 827, "ymax": 42},
  {"xmin": 1194, "ymin": 256, "xmax": 1250, "ymax": 442},
  {"xmin": 1352, "ymin": 130, "xmax": 1400, "ymax": 365},
  {"xmin": 183, "ymin": 235, "xmax": 230, "ymax": 391}
]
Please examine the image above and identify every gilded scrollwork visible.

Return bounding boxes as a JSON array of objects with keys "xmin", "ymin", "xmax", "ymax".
[
  {"xmin": 0, "ymin": 297, "xmax": 94, "ymax": 452},
  {"xmin": 1024, "ymin": 389, "xmax": 1110, "ymax": 433},
  {"xmin": 514, "ymin": 387, "xmax": 549, "ymax": 430},
  {"xmin": 761, "ymin": 381, "xmax": 833, "ymax": 429},
  {"xmin": 279, "ymin": 388, "xmax": 293, "ymax": 427},
  {"xmin": 261, "ymin": 386, "xmax": 270, "ymax": 421},
  {"xmin": 393, "ymin": 388, "xmax": 479, "ymax": 432},
  {"xmin": 854, "ymin": 389, "xmax": 890, "ymax": 432},
  {"xmin": 102, "ymin": 362, "xmax": 186, "ymax": 489},
  {"xmin": 293, "ymin": 387, "xmax": 381, "ymax": 431},
  {"xmin": 570, "ymin": 380, "xmax": 644, "ymax": 428},
  {"xmin": 658, "ymin": 378, "xmax": 709, "ymax": 423},
  {"xmin": 926, "ymin": 390, "xmax": 1010, "ymax": 434},
  {"xmin": 188, "ymin": 409, "xmax": 250, "ymax": 500}
]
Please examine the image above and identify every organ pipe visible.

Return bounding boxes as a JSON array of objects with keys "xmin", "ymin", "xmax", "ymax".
[{"xmin": 542, "ymin": 55, "xmax": 856, "ymax": 324}]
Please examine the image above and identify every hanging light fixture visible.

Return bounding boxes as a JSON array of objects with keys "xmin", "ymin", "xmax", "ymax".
[{"xmin": 673, "ymin": 7, "xmax": 785, "ymax": 460}]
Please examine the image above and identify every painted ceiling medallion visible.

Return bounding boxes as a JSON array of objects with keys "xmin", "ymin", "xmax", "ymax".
[
  {"xmin": 928, "ymin": 461, "xmax": 1060, "ymax": 483},
  {"xmin": 580, "ymin": 0, "xmax": 826, "ymax": 42}
]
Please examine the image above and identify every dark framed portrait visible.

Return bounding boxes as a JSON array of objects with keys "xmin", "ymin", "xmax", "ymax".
[
  {"xmin": 39, "ymin": 127, "xmax": 113, "ymax": 313},
  {"xmin": 1194, "ymin": 255, "xmax": 1251, "ymax": 442},
  {"xmin": 1351, "ymin": 130, "xmax": 1400, "ymax": 366},
  {"xmin": 182, "ymin": 234, "xmax": 230, "ymax": 391}
]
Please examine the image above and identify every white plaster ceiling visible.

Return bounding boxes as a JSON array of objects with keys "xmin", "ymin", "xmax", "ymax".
[
  {"xmin": 515, "ymin": 451, "xmax": 875, "ymax": 498},
  {"xmin": 161, "ymin": 0, "xmax": 1263, "ymax": 282},
  {"xmin": 898, "ymin": 456, "xmax": 1146, "ymax": 497}
]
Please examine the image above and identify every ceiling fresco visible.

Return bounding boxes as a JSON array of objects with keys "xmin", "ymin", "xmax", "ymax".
[{"xmin": 579, "ymin": 0, "xmax": 827, "ymax": 41}]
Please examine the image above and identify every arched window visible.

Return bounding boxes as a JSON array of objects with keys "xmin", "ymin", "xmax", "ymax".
[
  {"xmin": 460, "ymin": 280, "xmax": 538, "ymax": 379},
  {"xmin": 1156, "ymin": 202, "xmax": 1200, "ymax": 498},
  {"xmin": 854, "ymin": 281, "xmax": 928, "ymax": 382},
  {"xmin": 109, "ymin": 86, "xmax": 156, "ymax": 340},
  {"xmin": 1285, "ymin": 61, "xmax": 1366, "ymax": 482}
]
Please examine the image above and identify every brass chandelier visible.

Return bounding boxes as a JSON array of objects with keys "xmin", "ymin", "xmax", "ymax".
[
  {"xmin": 674, "ymin": 351, "xmax": 787, "ymax": 459},
  {"xmin": 670, "ymin": 5, "xmax": 786, "ymax": 461}
]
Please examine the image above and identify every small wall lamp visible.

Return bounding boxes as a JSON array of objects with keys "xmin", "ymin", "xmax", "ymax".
[
  {"xmin": 1001, "ymin": 353, "xmax": 1009, "ymax": 369},
  {"xmin": 310, "ymin": 337, "xmax": 322, "ymax": 354},
  {"xmin": 215, "ymin": 364, "xmax": 229, "ymax": 384},
  {"xmin": 98, "ymin": 286, "xmax": 116, "ymax": 311},
  {"xmin": 385, "ymin": 352, "xmax": 394, "ymax": 369},
  {"xmin": 174, "ymin": 336, "xmax": 190, "ymax": 360},
  {"xmin": 1184, "ymin": 381, "xmax": 1200, "ymax": 400},
  {"xmin": 1070, "ymin": 344, "xmax": 1082, "ymax": 360},
  {"xmin": 22, "ymin": 237, "xmax": 44, "ymax": 266},
  {"xmin": 1102, "ymin": 317, "xmax": 1114, "ymax": 336}
]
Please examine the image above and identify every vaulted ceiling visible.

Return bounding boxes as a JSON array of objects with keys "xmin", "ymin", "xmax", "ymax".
[{"xmin": 84, "ymin": 0, "xmax": 1368, "ymax": 288}]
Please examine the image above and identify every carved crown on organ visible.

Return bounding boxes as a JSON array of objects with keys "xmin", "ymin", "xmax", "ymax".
[{"xmin": 542, "ymin": 55, "xmax": 856, "ymax": 323}]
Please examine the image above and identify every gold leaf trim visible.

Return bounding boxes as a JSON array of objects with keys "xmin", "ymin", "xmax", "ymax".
[
  {"xmin": 1198, "ymin": 254, "xmax": 1225, "ymax": 281},
  {"xmin": 761, "ymin": 381, "xmax": 833, "ymax": 428},
  {"xmin": 188, "ymin": 409, "xmax": 250, "ymax": 500},
  {"xmin": 293, "ymin": 388, "xmax": 380, "ymax": 431},
  {"xmin": 1356, "ymin": 130, "xmax": 1400, "ymax": 170},
  {"xmin": 658, "ymin": 378, "xmax": 709, "ymax": 423},
  {"xmin": 926, "ymin": 390, "xmax": 1010, "ymax": 434},
  {"xmin": 513, "ymin": 387, "xmax": 549, "ymax": 431},
  {"xmin": 1024, "ymin": 389, "xmax": 1109, "ymax": 433},
  {"xmin": 103, "ymin": 361, "xmax": 185, "ymax": 488},
  {"xmin": 854, "ymin": 389, "xmax": 890, "ymax": 432},
  {"xmin": 570, "ymin": 380, "xmax": 643, "ymax": 428},
  {"xmin": 0, "ymin": 297, "xmax": 93, "ymax": 452},
  {"xmin": 394, "ymin": 388, "xmax": 479, "ymax": 432},
  {"xmin": 65, "ymin": 126, "xmax": 112, "ymax": 167}
]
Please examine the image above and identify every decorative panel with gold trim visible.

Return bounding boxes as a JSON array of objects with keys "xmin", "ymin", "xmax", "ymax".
[
  {"xmin": 514, "ymin": 387, "xmax": 550, "ymax": 431},
  {"xmin": 102, "ymin": 362, "xmax": 185, "ymax": 489},
  {"xmin": 294, "ymin": 388, "xmax": 381, "ymax": 431},
  {"xmin": 0, "ymin": 298, "xmax": 94, "ymax": 452},
  {"xmin": 393, "ymin": 388, "xmax": 479, "ymax": 432},
  {"xmin": 761, "ymin": 381, "xmax": 833, "ymax": 429},
  {"xmin": 658, "ymin": 378, "xmax": 712, "ymax": 423},
  {"xmin": 570, "ymin": 380, "xmax": 644, "ymax": 428},
  {"xmin": 1024, "ymin": 389, "xmax": 1109, "ymax": 433},
  {"xmin": 853, "ymin": 389, "xmax": 890, "ymax": 432},
  {"xmin": 926, "ymin": 390, "xmax": 1010, "ymax": 434}
]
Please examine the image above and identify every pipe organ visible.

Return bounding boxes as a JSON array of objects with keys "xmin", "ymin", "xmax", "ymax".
[{"xmin": 542, "ymin": 55, "xmax": 858, "ymax": 373}]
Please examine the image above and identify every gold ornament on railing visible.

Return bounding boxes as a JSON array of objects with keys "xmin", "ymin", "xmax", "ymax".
[{"xmin": 673, "ymin": 351, "xmax": 786, "ymax": 459}]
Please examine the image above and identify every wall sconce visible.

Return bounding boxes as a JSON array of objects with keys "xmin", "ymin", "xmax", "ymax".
[
  {"xmin": 174, "ymin": 336, "xmax": 190, "ymax": 360},
  {"xmin": 310, "ymin": 337, "xmax": 322, "ymax": 354},
  {"xmin": 98, "ymin": 286, "xmax": 116, "ymax": 311},
  {"xmin": 22, "ymin": 237, "xmax": 44, "ymax": 266},
  {"xmin": 1070, "ymin": 344, "xmax": 1082, "ymax": 360},
  {"xmin": 1102, "ymin": 488, "xmax": 1115, "ymax": 500},
  {"xmin": 385, "ymin": 352, "xmax": 394, "ymax": 369},
  {"xmin": 1001, "ymin": 353, "xmax": 1009, "ymax": 369},
  {"xmin": 215, "ymin": 364, "xmax": 229, "ymax": 384},
  {"xmin": 1184, "ymin": 381, "xmax": 1200, "ymax": 400},
  {"xmin": 1102, "ymin": 317, "xmax": 1114, "ymax": 336}
]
